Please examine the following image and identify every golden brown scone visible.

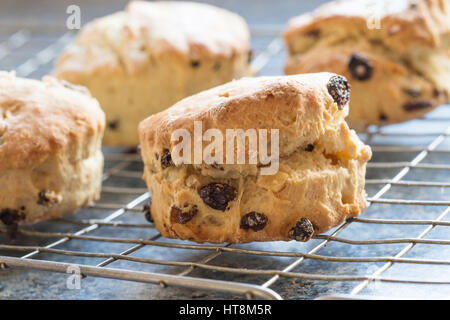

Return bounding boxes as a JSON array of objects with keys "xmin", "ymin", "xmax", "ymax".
[
  {"xmin": 55, "ymin": 1, "xmax": 253, "ymax": 146},
  {"xmin": 0, "ymin": 71, "xmax": 105, "ymax": 229},
  {"xmin": 284, "ymin": 0, "xmax": 450, "ymax": 131},
  {"xmin": 139, "ymin": 73, "xmax": 372, "ymax": 243}
]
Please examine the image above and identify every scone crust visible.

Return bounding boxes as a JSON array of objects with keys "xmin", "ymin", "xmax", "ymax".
[
  {"xmin": 55, "ymin": 1, "xmax": 251, "ymax": 77},
  {"xmin": 0, "ymin": 71, "xmax": 105, "ymax": 225},
  {"xmin": 284, "ymin": 0, "xmax": 450, "ymax": 49},
  {"xmin": 139, "ymin": 74, "xmax": 372, "ymax": 243}
]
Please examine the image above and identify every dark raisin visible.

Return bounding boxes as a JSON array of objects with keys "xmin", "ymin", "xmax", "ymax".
[
  {"xmin": 155, "ymin": 153, "xmax": 159, "ymax": 160},
  {"xmin": 0, "ymin": 209, "xmax": 24, "ymax": 226},
  {"xmin": 213, "ymin": 62, "xmax": 221, "ymax": 71},
  {"xmin": 143, "ymin": 199, "xmax": 153, "ymax": 223},
  {"xmin": 37, "ymin": 190, "xmax": 60, "ymax": 206},
  {"xmin": 240, "ymin": 212, "xmax": 268, "ymax": 231},
  {"xmin": 305, "ymin": 29, "xmax": 321, "ymax": 38},
  {"xmin": 403, "ymin": 100, "xmax": 432, "ymax": 112},
  {"xmin": 161, "ymin": 149, "xmax": 174, "ymax": 168},
  {"xmin": 327, "ymin": 75, "xmax": 350, "ymax": 110},
  {"xmin": 404, "ymin": 88, "xmax": 422, "ymax": 98},
  {"xmin": 305, "ymin": 144, "xmax": 314, "ymax": 152},
  {"xmin": 379, "ymin": 113, "xmax": 388, "ymax": 121},
  {"xmin": 190, "ymin": 60, "xmax": 200, "ymax": 68},
  {"xmin": 248, "ymin": 49, "xmax": 254, "ymax": 64},
  {"xmin": 433, "ymin": 89, "xmax": 449, "ymax": 100},
  {"xmin": 348, "ymin": 53, "xmax": 373, "ymax": 81},
  {"xmin": 107, "ymin": 120, "xmax": 119, "ymax": 131},
  {"xmin": 288, "ymin": 218, "xmax": 314, "ymax": 242},
  {"xmin": 170, "ymin": 205, "xmax": 198, "ymax": 224},
  {"xmin": 199, "ymin": 183, "xmax": 237, "ymax": 211}
]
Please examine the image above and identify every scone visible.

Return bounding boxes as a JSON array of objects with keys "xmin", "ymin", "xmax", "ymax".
[
  {"xmin": 55, "ymin": 1, "xmax": 253, "ymax": 146},
  {"xmin": 0, "ymin": 71, "xmax": 105, "ymax": 230},
  {"xmin": 139, "ymin": 73, "xmax": 372, "ymax": 243},
  {"xmin": 284, "ymin": 0, "xmax": 450, "ymax": 131}
]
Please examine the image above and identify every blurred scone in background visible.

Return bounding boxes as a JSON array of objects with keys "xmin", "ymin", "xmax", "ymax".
[
  {"xmin": 284, "ymin": 0, "xmax": 450, "ymax": 131},
  {"xmin": 55, "ymin": 1, "xmax": 253, "ymax": 146}
]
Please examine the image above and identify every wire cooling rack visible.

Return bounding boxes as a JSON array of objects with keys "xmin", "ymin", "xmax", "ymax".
[{"xmin": 1, "ymin": 26, "xmax": 450, "ymax": 300}]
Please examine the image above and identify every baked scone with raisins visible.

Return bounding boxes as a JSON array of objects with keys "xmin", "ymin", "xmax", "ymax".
[
  {"xmin": 55, "ymin": 1, "xmax": 253, "ymax": 146},
  {"xmin": 284, "ymin": 0, "xmax": 450, "ymax": 131},
  {"xmin": 139, "ymin": 73, "xmax": 372, "ymax": 243},
  {"xmin": 0, "ymin": 71, "xmax": 105, "ymax": 231}
]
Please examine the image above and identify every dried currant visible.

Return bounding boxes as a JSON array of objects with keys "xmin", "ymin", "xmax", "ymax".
[
  {"xmin": 37, "ymin": 190, "xmax": 60, "ymax": 206},
  {"xmin": 348, "ymin": 53, "xmax": 373, "ymax": 81},
  {"xmin": 190, "ymin": 60, "xmax": 200, "ymax": 68},
  {"xmin": 240, "ymin": 212, "xmax": 268, "ymax": 231},
  {"xmin": 0, "ymin": 209, "xmax": 24, "ymax": 226},
  {"xmin": 379, "ymin": 113, "xmax": 388, "ymax": 121},
  {"xmin": 199, "ymin": 183, "xmax": 237, "ymax": 211},
  {"xmin": 143, "ymin": 199, "xmax": 153, "ymax": 223},
  {"xmin": 403, "ymin": 101, "xmax": 432, "ymax": 112},
  {"xmin": 327, "ymin": 75, "xmax": 350, "ymax": 110},
  {"xmin": 161, "ymin": 149, "xmax": 174, "ymax": 168},
  {"xmin": 170, "ymin": 205, "xmax": 198, "ymax": 224},
  {"xmin": 305, "ymin": 144, "xmax": 314, "ymax": 152},
  {"xmin": 107, "ymin": 120, "xmax": 119, "ymax": 131},
  {"xmin": 288, "ymin": 218, "xmax": 314, "ymax": 242},
  {"xmin": 213, "ymin": 62, "xmax": 221, "ymax": 71}
]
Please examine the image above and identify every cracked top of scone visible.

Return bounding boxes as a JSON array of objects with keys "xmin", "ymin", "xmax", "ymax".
[
  {"xmin": 284, "ymin": 0, "xmax": 450, "ymax": 50},
  {"xmin": 56, "ymin": 1, "xmax": 250, "ymax": 76},
  {"xmin": 0, "ymin": 71, "xmax": 105, "ymax": 170},
  {"xmin": 139, "ymin": 73, "xmax": 371, "ymax": 175}
]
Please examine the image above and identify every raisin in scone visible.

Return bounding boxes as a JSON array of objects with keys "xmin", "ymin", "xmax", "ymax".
[
  {"xmin": 139, "ymin": 73, "xmax": 372, "ymax": 243},
  {"xmin": 0, "ymin": 72, "xmax": 105, "ymax": 229},
  {"xmin": 55, "ymin": 1, "xmax": 253, "ymax": 146},
  {"xmin": 284, "ymin": 0, "xmax": 450, "ymax": 131}
]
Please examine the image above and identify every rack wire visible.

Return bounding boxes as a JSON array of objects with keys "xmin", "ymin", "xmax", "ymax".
[{"xmin": 1, "ymin": 26, "xmax": 450, "ymax": 300}]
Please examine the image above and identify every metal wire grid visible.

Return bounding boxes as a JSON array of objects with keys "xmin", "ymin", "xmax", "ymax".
[{"xmin": 0, "ymin": 27, "xmax": 450, "ymax": 300}]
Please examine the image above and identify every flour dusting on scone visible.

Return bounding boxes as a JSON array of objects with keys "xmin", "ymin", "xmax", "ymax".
[
  {"xmin": 284, "ymin": 0, "xmax": 450, "ymax": 131},
  {"xmin": 55, "ymin": 1, "xmax": 253, "ymax": 146},
  {"xmin": 0, "ymin": 71, "xmax": 105, "ymax": 230},
  {"xmin": 139, "ymin": 73, "xmax": 372, "ymax": 243}
]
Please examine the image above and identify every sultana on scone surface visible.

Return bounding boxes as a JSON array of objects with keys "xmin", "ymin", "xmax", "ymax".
[
  {"xmin": 284, "ymin": 0, "xmax": 450, "ymax": 131},
  {"xmin": 0, "ymin": 71, "xmax": 105, "ymax": 229},
  {"xmin": 55, "ymin": 1, "xmax": 253, "ymax": 146},
  {"xmin": 139, "ymin": 73, "xmax": 372, "ymax": 243}
]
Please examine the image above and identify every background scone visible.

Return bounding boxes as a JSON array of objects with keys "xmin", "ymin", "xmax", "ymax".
[
  {"xmin": 139, "ymin": 73, "xmax": 372, "ymax": 243},
  {"xmin": 284, "ymin": 0, "xmax": 450, "ymax": 131},
  {"xmin": 0, "ymin": 72, "xmax": 105, "ymax": 230},
  {"xmin": 55, "ymin": 1, "xmax": 253, "ymax": 146}
]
